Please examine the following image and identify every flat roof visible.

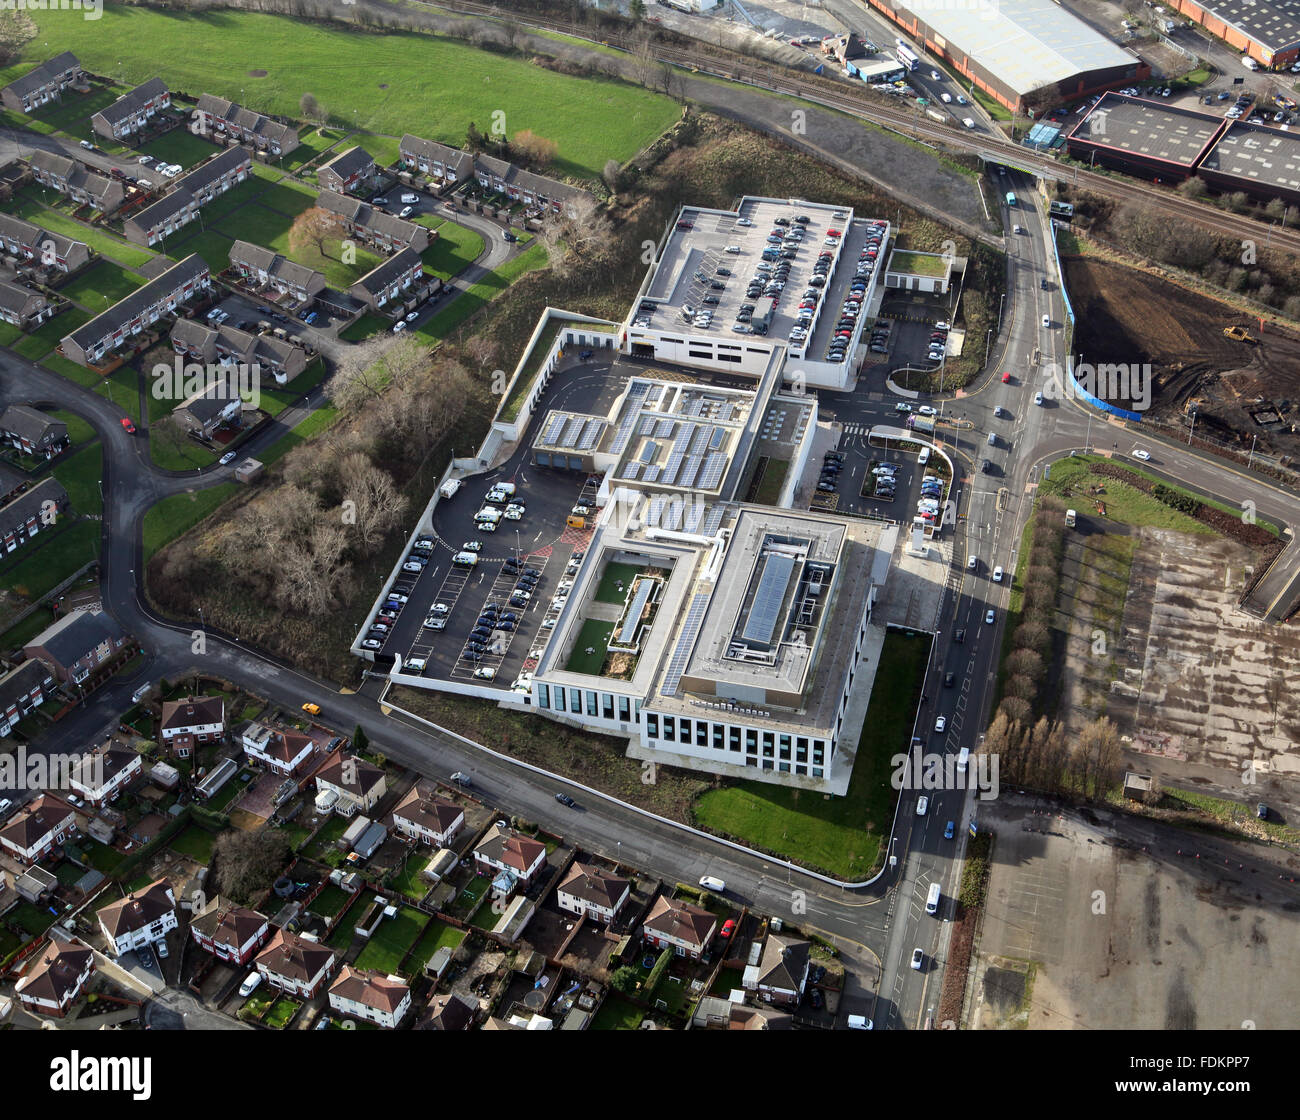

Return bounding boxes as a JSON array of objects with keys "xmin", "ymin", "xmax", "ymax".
[
  {"xmin": 894, "ymin": 0, "xmax": 1137, "ymax": 94},
  {"xmin": 1201, "ymin": 120, "xmax": 1300, "ymax": 194},
  {"xmin": 1185, "ymin": 0, "xmax": 1300, "ymax": 54},
  {"xmin": 1069, "ymin": 94, "xmax": 1222, "ymax": 168}
]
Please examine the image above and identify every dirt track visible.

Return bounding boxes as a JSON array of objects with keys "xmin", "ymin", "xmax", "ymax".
[{"xmin": 1064, "ymin": 255, "xmax": 1300, "ymax": 459}]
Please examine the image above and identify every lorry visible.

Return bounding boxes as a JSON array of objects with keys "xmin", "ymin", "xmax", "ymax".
[
  {"xmin": 1065, "ymin": 508, "xmax": 1077, "ymax": 527},
  {"xmin": 439, "ymin": 478, "xmax": 461, "ymax": 500}
]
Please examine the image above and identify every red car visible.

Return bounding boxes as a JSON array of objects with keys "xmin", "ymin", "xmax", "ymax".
[
  {"xmin": 719, "ymin": 919, "xmax": 736, "ymax": 939},
  {"xmin": 1001, "ymin": 372, "xmax": 1012, "ymax": 383},
  {"xmin": 120, "ymin": 417, "xmax": 136, "ymax": 433}
]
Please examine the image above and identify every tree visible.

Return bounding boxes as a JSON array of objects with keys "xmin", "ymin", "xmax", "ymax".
[
  {"xmin": 462, "ymin": 335, "xmax": 501, "ymax": 379},
  {"xmin": 288, "ymin": 207, "xmax": 346, "ymax": 260},
  {"xmin": 629, "ymin": 0, "xmax": 647, "ymax": 19},
  {"xmin": 1177, "ymin": 175, "xmax": 1207, "ymax": 200},
  {"xmin": 300, "ymin": 92, "xmax": 323, "ymax": 124},
  {"xmin": 631, "ymin": 31, "xmax": 658, "ymax": 89},
  {"xmin": 353, "ymin": 725, "xmax": 370, "ymax": 753},
  {"xmin": 610, "ymin": 965, "xmax": 640, "ymax": 994},
  {"xmin": 213, "ymin": 829, "xmax": 292, "ymax": 906},
  {"xmin": 603, "ymin": 158, "xmax": 622, "ymax": 192},
  {"xmin": 512, "ymin": 129, "xmax": 558, "ymax": 169},
  {"xmin": 341, "ymin": 454, "xmax": 408, "ymax": 553}
]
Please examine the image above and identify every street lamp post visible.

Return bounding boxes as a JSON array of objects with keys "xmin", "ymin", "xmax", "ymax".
[
  {"xmin": 1248, "ymin": 433, "xmax": 1257, "ymax": 469},
  {"xmin": 1188, "ymin": 406, "xmax": 1197, "ymax": 446},
  {"xmin": 984, "ymin": 327, "xmax": 992, "ymax": 367}
]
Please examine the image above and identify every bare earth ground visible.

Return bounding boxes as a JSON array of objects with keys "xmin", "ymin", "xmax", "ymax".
[
  {"xmin": 970, "ymin": 794, "xmax": 1300, "ymax": 1029},
  {"xmin": 1065, "ymin": 255, "xmax": 1300, "ymax": 461}
]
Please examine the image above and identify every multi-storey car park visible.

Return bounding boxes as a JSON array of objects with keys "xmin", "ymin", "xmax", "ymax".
[{"xmin": 353, "ymin": 195, "xmax": 951, "ymax": 792}]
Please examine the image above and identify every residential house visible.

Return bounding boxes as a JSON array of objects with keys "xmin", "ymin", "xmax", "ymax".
[
  {"xmin": 472, "ymin": 152, "xmax": 587, "ymax": 215},
  {"xmin": 317, "ymin": 146, "xmax": 375, "ymax": 195},
  {"xmin": 0, "ymin": 660, "xmax": 56, "ymax": 738},
  {"xmin": 347, "ymin": 247, "xmax": 424, "ymax": 313},
  {"xmin": 0, "ymin": 479, "xmax": 69, "ymax": 556},
  {"xmin": 416, "ymin": 992, "xmax": 476, "ymax": 1031},
  {"xmin": 746, "ymin": 932, "xmax": 810, "ymax": 1008},
  {"xmin": 0, "ymin": 213, "xmax": 91, "ymax": 273},
  {"xmin": 189, "ymin": 896, "xmax": 270, "ymax": 966},
  {"xmin": 556, "ymin": 862, "xmax": 630, "ymax": 926},
  {"xmin": 24, "ymin": 608, "xmax": 132, "ymax": 686},
  {"xmin": 91, "ymin": 78, "xmax": 171, "ymax": 140},
  {"xmin": 60, "ymin": 253, "xmax": 211, "ymax": 367},
  {"xmin": 641, "ymin": 895, "xmax": 717, "ymax": 959},
  {"xmin": 28, "ymin": 151, "xmax": 125, "ymax": 213},
  {"xmin": 14, "ymin": 940, "xmax": 94, "ymax": 1017},
  {"xmin": 328, "ymin": 965, "xmax": 411, "ymax": 1029},
  {"xmin": 170, "ymin": 318, "xmax": 308, "ymax": 386},
  {"xmin": 0, "ymin": 794, "xmax": 78, "ymax": 865},
  {"xmin": 192, "ymin": 94, "xmax": 299, "ymax": 158},
  {"xmin": 242, "ymin": 722, "xmax": 316, "ymax": 776},
  {"xmin": 254, "ymin": 929, "xmax": 336, "ymax": 998},
  {"xmin": 97, "ymin": 878, "xmax": 178, "ymax": 956},
  {"xmin": 228, "ymin": 241, "xmax": 326, "ymax": 305},
  {"xmin": 158, "ymin": 694, "xmax": 225, "ymax": 759},
  {"xmin": 68, "ymin": 743, "xmax": 143, "ymax": 808},
  {"xmin": 473, "ymin": 824, "xmax": 547, "ymax": 887},
  {"xmin": 0, "ymin": 406, "xmax": 68, "ymax": 459},
  {"xmin": 124, "ymin": 147, "xmax": 253, "ymax": 247},
  {"xmin": 316, "ymin": 190, "xmax": 430, "ymax": 254},
  {"xmin": 176, "ymin": 146, "xmax": 252, "ymax": 205},
  {"xmin": 399, "ymin": 134, "xmax": 473, "ymax": 186},
  {"xmin": 0, "ymin": 280, "xmax": 53, "ymax": 330},
  {"xmin": 1, "ymin": 52, "xmax": 83, "ymax": 115},
  {"xmin": 389, "ymin": 782, "xmax": 464, "ymax": 847},
  {"xmin": 312, "ymin": 751, "xmax": 386, "ymax": 818}
]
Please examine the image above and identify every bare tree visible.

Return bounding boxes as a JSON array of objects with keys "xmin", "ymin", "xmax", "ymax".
[
  {"xmin": 341, "ymin": 454, "xmax": 408, "ymax": 552},
  {"xmin": 288, "ymin": 207, "xmax": 347, "ymax": 259},
  {"xmin": 462, "ymin": 335, "xmax": 501, "ymax": 380},
  {"xmin": 631, "ymin": 31, "xmax": 658, "ymax": 88},
  {"xmin": 512, "ymin": 129, "xmax": 559, "ymax": 169}
]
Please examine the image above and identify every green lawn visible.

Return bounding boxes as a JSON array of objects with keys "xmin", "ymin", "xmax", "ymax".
[
  {"xmin": 41, "ymin": 353, "xmax": 102, "ymax": 389},
  {"xmin": 52, "ymin": 442, "xmax": 103, "ymax": 515},
  {"xmin": 419, "ymin": 220, "xmax": 485, "ymax": 280},
  {"xmin": 339, "ymin": 313, "xmax": 389, "ymax": 342},
  {"xmin": 591, "ymin": 996, "xmax": 644, "ymax": 1030},
  {"xmin": 751, "ymin": 457, "xmax": 789, "ymax": 505},
  {"xmin": 0, "ymin": 606, "xmax": 55, "ymax": 650},
  {"xmin": 595, "ymin": 562, "xmax": 640, "ymax": 604},
  {"xmin": 265, "ymin": 996, "xmax": 300, "ymax": 1030},
  {"xmin": 169, "ymin": 824, "xmax": 217, "ymax": 863},
  {"xmin": 354, "ymin": 906, "xmax": 426, "ymax": 974},
  {"xmin": 13, "ymin": 309, "xmax": 90, "ymax": 361},
  {"xmin": 50, "ymin": 409, "xmax": 96, "ymax": 446},
  {"xmin": 1039, "ymin": 456, "xmax": 1213, "ymax": 534},
  {"xmin": 9, "ymin": 195, "xmax": 155, "ymax": 267},
  {"xmin": 413, "ymin": 243, "xmax": 548, "ymax": 344},
  {"xmin": 309, "ymin": 884, "xmax": 352, "ymax": 919},
  {"xmin": 692, "ymin": 629, "xmax": 930, "ymax": 879},
  {"xmin": 0, "ymin": 521, "xmax": 100, "ymax": 600},
  {"xmin": 59, "ymin": 261, "xmax": 145, "ymax": 309},
  {"xmin": 142, "ymin": 484, "xmax": 240, "ymax": 562},
  {"xmin": 404, "ymin": 919, "xmax": 465, "ymax": 978},
  {"xmin": 259, "ymin": 359, "xmax": 330, "ymax": 418},
  {"xmin": 20, "ymin": 8, "xmax": 680, "ymax": 182},
  {"xmin": 387, "ymin": 853, "xmax": 431, "ymax": 900},
  {"xmin": 149, "ymin": 419, "xmax": 215, "ymax": 472},
  {"xmin": 81, "ymin": 839, "xmax": 128, "ymax": 876},
  {"xmin": 9, "ymin": 902, "xmax": 57, "ymax": 936},
  {"xmin": 138, "ymin": 130, "xmax": 227, "ymax": 173},
  {"xmin": 0, "ymin": 321, "xmax": 21, "ymax": 347},
  {"xmin": 564, "ymin": 618, "xmax": 617, "ymax": 676},
  {"xmin": 304, "ymin": 814, "xmax": 351, "ymax": 861}
]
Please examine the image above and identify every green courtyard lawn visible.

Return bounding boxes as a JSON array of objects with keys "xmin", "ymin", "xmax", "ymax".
[
  {"xmin": 259, "ymin": 359, "xmax": 330, "ymax": 417},
  {"xmin": 41, "ymin": 353, "xmax": 103, "ymax": 390},
  {"xmin": 59, "ymin": 261, "xmax": 145, "ymax": 310},
  {"xmin": 138, "ymin": 131, "xmax": 226, "ymax": 173},
  {"xmin": 8, "ymin": 194, "xmax": 155, "ymax": 268},
  {"xmin": 349, "ymin": 131, "xmax": 402, "ymax": 171},
  {"xmin": 22, "ymin": 8, "xmax": 681, "ymax": 182},
  {"xmin": 13, "ymin": 309, "xmax": 91, "ymax": 362},
  {"xmin": 0, "ymin": 606, "xmax": 55, "ymax": 651},
  {"xmin": 52, "ymin": 442, "xmax": 104, "ymax": 515},
  {"xmin": 9, "ymin": 901, "xmax": 57, "ymax": 937},
  {"xmin": 169, "ymin": 824, "xmax": 218, "ymax": 863},
  {"xmin": 354, "ymin": 907, "xmax": 426, "ymax": 974},
  {"xmin": 595, "ymin": 562, "xmax": 640, "ymax": 604},
  {"xmin": 142, "ymin": 484, "xmax": 239, "ymax": 562},
  {"xmin": 591, "ymin": 996, "xmax": 644, "ymax": 1030},
  {"xmin": 691, "ymin": 629, "xmax": 930, "ymax": 880},
  {"xmin": 339, "ymin": 313, "xmax": 389, "ymax": 342},
  {"xmin": 0, "ymin": 321, "xmax": 21, "ymax": 347},
  {"xmin": 387, "ymin": 853, "xmax": 431, "ymax": 900},
  {"xmin": 0, "ymin": 521, "xmax": 101, "ymax": 601},
  {"xmin": 418, "ymin": 220, "xmax": 484, "ymax": 280},
  {"xmin": 564, "ymin": 618, "xmax": 617, "ymax": 676},
  {"xmin": 303, "ymin": 814, "xmax": 351, "ymax": 861},
  {"xmin": 264, "ymin": 996, "xmax": 300, "ymax": 1030}
]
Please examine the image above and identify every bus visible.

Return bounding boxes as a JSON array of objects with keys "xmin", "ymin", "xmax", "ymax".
[
  {"xmin": 1005, "ymin": 191, "xmax": 1017, "ymax": 206},
  {"xmin": 896, "ymin": 43, "xmax": 920, "ymax": 71}
]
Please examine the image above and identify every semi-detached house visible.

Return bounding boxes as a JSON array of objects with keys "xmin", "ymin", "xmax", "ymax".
[
  {"xmin": 255, "ymin": 929, "xmax": 336, "ymax": 998},
  {"xmin": 472, "ymin": 824, "xmax": 547, "ymax": 887},
  {"xmin": 641, "ymin": 895, "xmax": 717, "ymax": 959},
  {"xmin": 190, "ymin": 896, "xmax": 269, "ymax": 966},
  {"xmin": 328, "ymin": 965, "xmax": 411, "ymax": 1029},
  {"xmin": 242, "ymin": 722, "xmax": 316, "ymax": 776},
  {"xmin": 14, "ymin": 940, "xmax": 94, "ymax": 1017},
  {"xmin": 23, "ymin": 608, "xmax": 132, "ymax": 686},
  {"xmin": 0, "ymin": 794, "xmax": 78, "ymax": 866},
  {"xmin": 91, "ymin": 78, "xmax": 171, "ymax": 140},
  {"xmin": 556, "ymin": 862, "xmax": 631, "ymax": 926},
  {"xmin": 347, "ymin": 247, "xmax": 424, "ymax": 313},
  {"xmin": 0, "ymin": 405, "xmax": 67, "ymax": 458},
  {"xmin": 0, "ymin": 280, "xmax": 52, "ymax": 330},
  {"xmin": 0, "ymin": 660, "xmax": 55, "ymax": 738},
  {"xmin": 316, "ymin": 146, "xmax": 375, "ymax": 195},
  {"xmin": 97, "ymin": 878, "xmax": 178, "ymax": 956},
  {"xmin": 228, "ymin": 241, "xmax": 326, "ymax": 305},
  {"xmin": 389, "ymin": 783, "xmax": 464, "ymax": 847},
  {"xmin": 60, "ymin": 253, "xmax": 211, "ymax": 367},
  {"xmin": 68, "ymin": 743, "xmax": 143, "ymax": 808},
  {"xmin": 158, "ymin": 694, "xmax": 225, "ymax": 759},
  {"xmin": 171, "ymin": 318, "xmax": 309, "ymax": 386},
  {"xmin": 312, "ymin": 751, "xmax": 386, "ymax": 818}
]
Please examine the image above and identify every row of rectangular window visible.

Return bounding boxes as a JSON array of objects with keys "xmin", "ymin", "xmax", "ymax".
[
  {"xmin": 535, "ymin": 684, "xmax": 638, "ymax": 724},
  {"xmin": 644, "ymin": 713, "xmax": 824, "ymax": 763}
]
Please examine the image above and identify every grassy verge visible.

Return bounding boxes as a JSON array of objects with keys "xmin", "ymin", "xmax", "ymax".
[
  {"xmin": 52, "ymin": 442, "xmax": 103, "ymax": 515},
  {"xmin": 0, "ymin": 521, "xmax": 100, "ymax": 600},
  {"xmin": 143, "ymin": 484, "xmax": 240, "ymax": 562},
  {"xmin": 413, "ymin": 243, "xmax": 548, "ymax": 345},
  {"xmin": 258, "ymin": 406, "xmax": 340, "ymax": 467},
  {"xmin": 1038, "ymin": 456, "xmax": 1210, "ymax": 533}
]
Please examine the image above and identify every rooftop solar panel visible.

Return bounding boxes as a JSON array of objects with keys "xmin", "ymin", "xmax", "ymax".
[
  {"xmin": 609, "ymin": 384, "xmax": 649, "ymax": 454},
  {"xmin": 641, "ymin": 441, "xmax": 658, "ymax": 464},
  {"xmin": 662, "ymin": 593, "xmax": 710, "ymax": 696},
  {"xmin": 543, "ymin": 415, "xmax": 567, "ymax": 444},
  {"xmin": 690, "ymin": 426, "xmax": 710, "ymax": 455},
  {"xmin": 563, "ymin": 417, "xmax": 585, "ymax": 446},
  {"xmin": 742, "ymin": 552, "xmax": 795, "ymax": 648},
  {"xmin": 679, "ymin": 455, "xmax": 701, "ymax": 489},
  {"xmin": 708, "ymin": 427, "xmax": 726, "ymax": 451}
]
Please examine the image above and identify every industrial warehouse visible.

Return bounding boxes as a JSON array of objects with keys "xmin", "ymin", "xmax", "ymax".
[{"xmin": 1167, "ymin": 0, "xmax": 1300, "ymax": 69}]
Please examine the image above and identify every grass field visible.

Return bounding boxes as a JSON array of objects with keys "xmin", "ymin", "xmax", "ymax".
[
  {"xmin": 258, "ymin": 406, "xmax": 340, "ymax": 468},
  {"xmin": 691, "ymin": 629, "xmax": 930, "ymax": 879},
  {"xmin": 143, "ymin": 484, "xmax": 239, "ymax": 562},
  {"xmin": 0, "ymin": 606, "xmax": 54, "ymax": 651},
  {"xmin": 339, "ymin": 313, "xmax": 389, "ymax": 342},
  {"xmin": 564, "ymin": 618, "xmax": 616, "ymax": 676},
  {"xmin": 419, "ymin": 220, "xmax": 485, "ymax": 280},
  {"xmin": 21, "ymin": 9, "xmax": 680, "ymax": 182},
  {"xmin": 0, "ymin": 521, "xmax": 100, "ymax": 600},
  {"xmin": 149, "ymin": 418, "xmax": 215, "ymax": 472},
  {"xmin": 354, "ymin": 906, "xmax": 425, "ymax": 975},
  {"xmin": 415, "ymin": 243, "xmax": 547, "ymax": 344},
  {"xmin": 52, "ymin": 442, "xmax": 103, "ymax": 515},
  {"xmin": 13, "ymin": 309, "xmax": 90, "ymax": 361},
  {"xmin": 50, "ymin": 409, "xmax": 95, "ymax": 446},
  {"xmin": 59, "ymin": 261, "xmax": 145, "ymax": 309}
]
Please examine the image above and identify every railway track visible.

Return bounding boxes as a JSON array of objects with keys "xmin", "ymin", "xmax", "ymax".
[{"xmin": 425, "ymin": 0, "xmax": 1300, "ymax": 256}]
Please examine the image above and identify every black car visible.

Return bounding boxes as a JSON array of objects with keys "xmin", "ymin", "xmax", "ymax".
[
  {"xmin": 554, "ymin": 793, "xmax": 576, "ymax": 807},
  {"xmin": 954, "ymin": 629, "xmax": 966, "ymax": 644},
  {"xmin": 462, "ymin": 650, "xmax": 482, "ymax": 662},
  {"xmin": 466, "ymin": 640, "xmax": 486, "ymax": 653},
  {"xmin": 982, "ymin": 459, "xmax": 993, "ymax": 473},
  {"xmin": 469, "ymin": 627, "xmax": 491, "ymax": 641},
  {"xmin": 944, "ymin": 672, "xmax": 955, "ymax": 687},
  {"xmin": 817, "ymin": 482, "xmax": 836, "ymax": 492}
]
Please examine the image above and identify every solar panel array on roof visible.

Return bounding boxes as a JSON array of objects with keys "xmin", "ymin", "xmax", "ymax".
[
  {"xmin": 679, "ymin": 455, "xmax": 702, "ymax": 489},
  {"xmin": 645, "ymin": 384, "xmax": 663, "ymax": 404},
  {"xmin": 662, "ymin": 592, "xmax": 710, "ymax": 696},
  {"xmin": 620, "ymin": 462, "xmax": 641, "ymax": 479},
  {"xmin": 578, "ymin": 420, "xmax": 604, "ymax": 450},
  {"xmin": 647, "ymin": 496, "xmax": 665, "ymax": 525},
  {"xmin": 644, "ymin": 465, "xmax": 660, "ymax": 483},
  {"xmin": 639, "ymin": 417, "xmax": 655, "ymax": 436},
  {"xmin": 683, "ymin": 501, "xmax": 704, "ymax": 533},
  {"xmin": 673, "ymin": 425, "xmax": 693, "ymax": 453},
  {"xmin": 708, "ymin": 427, "xmax": 726, "ymax": 452},
  {"xmin": 663, "ymin": 501, "xmax": 683, "ymax": 531},
  {"xmin": 662, "ymin": 452, "xmax": 682, "ymax": 487},
  {"xmin": 616, "ymin": 578, "xmax": 655, "ymax": 645},
  {"xmin": 690, "ymin": 426, "xmax": 710, "ymax": 455},
  {"xmin": 718, "ymin": 402, "xmax": 734, "ymax": 422},
  {"xmin": 703, "ymin": 506, "xmax": 726, "ymax": 535},
  {"xmin": 742, "ymin": 552, "xmax": 795, "ymax": 647},
  {"xmin": 563, "ymin": 416, "xmax": 585, "ymax": 445},
  {"xmin": 699, "ymin": 452, "xmax": 728, "ymax": 489},
  {"xmin": 610, "ymin": 384, "xmax": 649, "ymax": 454},
  {"xmin": 656, "ymin": 418, "xmax": 674, "ymax": 438},
  {"xmin": 640, "ymin": 441, "xmax": 658, "ymax": 464},
  {"xmin": 544, "ymin": 415, "xmax": 567, "ymax": 444}
]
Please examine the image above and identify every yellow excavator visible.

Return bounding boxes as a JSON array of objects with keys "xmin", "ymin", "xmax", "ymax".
[{"xmin": 1223, "ymin": 325, "xmax": 1258, "ymax": 343}]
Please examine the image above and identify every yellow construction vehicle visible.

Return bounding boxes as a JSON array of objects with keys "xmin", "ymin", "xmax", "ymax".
[{"xmin": 1223, "ymin": 325, "xmax": 1257, "ymax": 343}]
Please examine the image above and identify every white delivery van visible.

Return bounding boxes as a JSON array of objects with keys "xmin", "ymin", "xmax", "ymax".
[
  {"xmin": 698, "ymin": 875, "xmax": 726, "ymax": 893},
  {"xmin": 452, "ymin": 551, "xmax": 479, "ymax": 567},
  {"xmin": 917, "ymin": 447, "xmax": 930, "ymax": 465},
  {"xmin": 439, "ymin": 478, "xmax": 462, "ymax": 500},
  {"xmin": 957, "ymin": 746, "xmax": 970, "ymax": 773},
  {"xmin": 926, "ymin": 882, "xmax": 941, "ymax": 915}
]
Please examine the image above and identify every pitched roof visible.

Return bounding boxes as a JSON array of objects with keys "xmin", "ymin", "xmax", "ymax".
[
  {"xmin": 642, "ymin": 895, "xmax": 717, "ymax": 948},
  {"xmin": 391, "ymin": 784, "xmax": 463, "ymax": 835},
  {"xmin": 175, "ymin": 145, "xmax": 250, "ymax": 195},
  {"xmin": 65, "ymin": 254, "xmax": 209, "ymax": 351},
  {"xmin": 159, "ymin": 694, "xmax": 225, "ymax": 732},
  {"xmin": 256, "ymin": 929, "xmax": 335, "ymax": 982},
  {"xmin": 0, "ymin": 280, "xmax": 46, "ymax": 317},
  {"xmin": 474, "ymin": 824, "xmax": 546, "ymax": 875},
  {"xmin": 0, "ymin": 793, "xmax": 75, "ymax": 851},
  {"xmin": 69, "ymin": 744, "xmax": 140, "ymax": 793},
  {"xmin": 319, "ymin": 146, "xmax": 374, "ymax": 180},
  {"xmin": 314, "ymin": 751, "xmax": 384, "ymax": 795},
  {"xmin": 27, "ymin": 151, "xmax": 117, "ymax": 202},
  {"xmin": 4, "ymin": 52, "xmax": 80, "ymax": 100},
  {"xmin": 756, "ymin": 933, "xmax": 810, "ymax": 992},
  {"xmin": 94, "ymin": 78, "xmax": 168, "ymax": 128},
  {"xmin": 316, "ymin": 190, "xmax": 424, "ymax": 245},
  {"xmin": 14, "ymin": 939, "xmax": 92, "ymax": 1003},
  {"xmin": 0, "ymin": 659, "xmax": 54, "ymax": 708},
  {"xmin": 0, "ymin": 404, "xmax": 63, "ymax": 445},
  {"xmin": 229, "ymin": 241, "xmax": 325, "ymax": 291},
  {"xmin": 127, "ymin": 188, "xmax": 197, "ymax": 232},
  {"xmin": 349, "ymin": 247, "xmax": 423, "ymax": 296},
  {"xmin": 250, "ymin": 727, "xmax": 314, "ymax": 765},
  {"xmin": 175, "ymin": 369, "xmax": 243, "ymax": 424},
  {"xmin": 190, "ymin": 895, "xmax": 267, "ymax": 946},
  {"xmin": 194, "ymin": 94, "xmax": 297, "ymax": 147},
  {"xmin": 329, "ymin": 964, "xmax": 409, "ymax": 1013},
  {"xmin": 0, "ymin": 479, "xmax": 69, "ymax": 534},
  {"xmin": 25, "ymin": 608, "xmax": 127, "ymax": 668},
  {"xmin": 98, "ymin": 877, "xmax": 175, "ymax": 937},
  {"xmin": 418, "ymin": 992, "xmax": 476, "ymax": 1030},
  {"xmin": 399, "ymin": 134, "xmax": 474, "ymax": 177},
  {"xmin": 559, "ymin": 862, "xmax": 630, "ymax": 910}
]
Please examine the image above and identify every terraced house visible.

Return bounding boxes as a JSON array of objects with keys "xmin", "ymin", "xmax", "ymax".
[
  {"xmin": 0, "ymin": 52, "xmax": 83, "ymax": 115},
  {"xmin": 0, "ymin": 479, "xmax": 70, "ymax": 555},
  {"xmin": 60, "ymin": 253, "xmax": 212, "ymax": 367},
  {"xmin": 0, "ymin": 406, "xmax": 68, "ymax": 459},
  {"xmin": 316, "ymin": 190, "xmax": 430, "ymax": 254},
  {"xmin": 90, "ymin": 77, "xmax": 171, "ymax": 140},
  {"xmin": 23, "ymin": 607, "xmax": 133, "ymax": 686},
  {"xmin": 0, "ymin": 660, "xmax": 55, "ymax": 738},
  {"xmin": 228, "ymin": 241, "xmax": 326, "ymax": 305},
  {"xmin": 0, "ymin": 213, "xmax": 91, "ymax": 273},
  {"xmin": 316, "ymin": 146, "xmax": 375, "ymax": 195},
  {"xmin": 0, "ymin": 281, "xmax": 52, "ymax": 330},
  {"xmin": 348, "ymin": 247, "xmax": 425, "ymax": 313},
  {"xmin": 399, "ymin": 134, "xmax": 473, "ymax": 186},
  {"xmin": 171, "ymin": 318, "xmax": 309, "ymax": 386},
  {"xmin": 472, "ymin": 152, "xmax": 587, "ymax": 215},
  {"xmin": 124, "ymin": 147, "xmax": 252, "ymax": 246},
  {"xmin": 192, "ymin": 94, "xmax": 299, "ymax": 158},
  {"xmin": 28, "ymin": 151, "xmax": 125, "ymax": 214}
]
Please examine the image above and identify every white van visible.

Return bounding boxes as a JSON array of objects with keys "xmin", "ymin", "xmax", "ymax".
[
  {"xmin": 917, "ymin": 447, "xmax": 930, "ymax": 466},
  {"xmin": 698, "ymin": 875, "xmax": 726, "ymax": 893},
  {"xmin": 239, "ymin": 972, "xmax": 262, "ymax": 997},
  {"xmin": 926, "ymin": 882, "xmax": 941, "ymax": 915},
  {"xmin": 957, "ymin": 746, "xmax": 970, "ymax": 773},
  {"xmin": 131, "ymin": 682, "xmax": 152, "ymax": 703},
  {"xmin": 452, "ymin": 551, "xmax": 479, "ymax": 567},
  {"xmin": 847, "ymin": 1014, "xmax": 873, "ymax": 1029}
]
